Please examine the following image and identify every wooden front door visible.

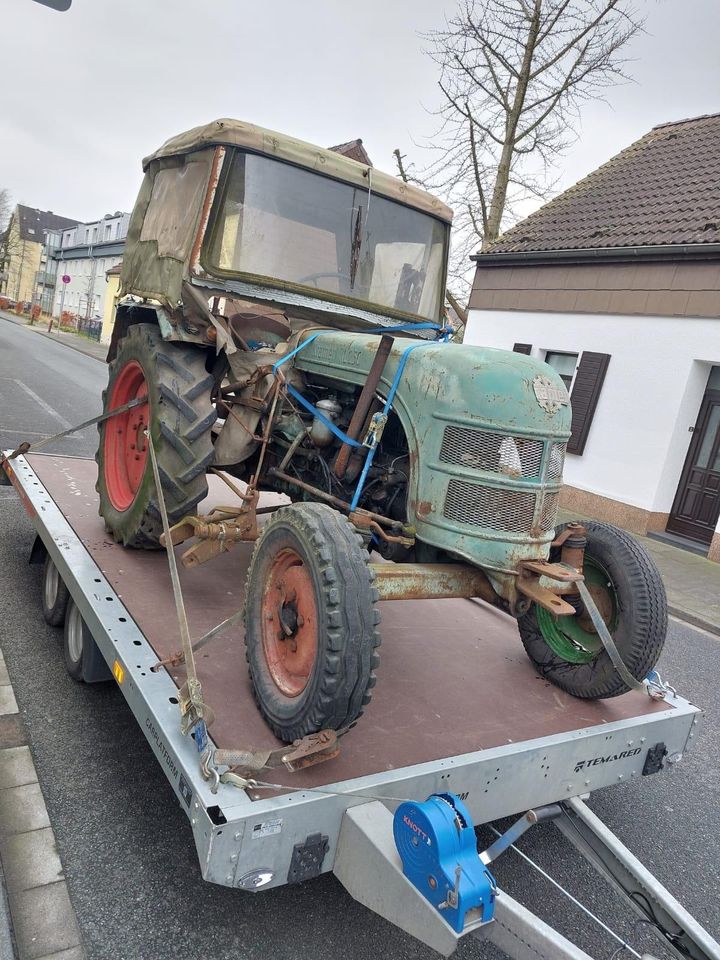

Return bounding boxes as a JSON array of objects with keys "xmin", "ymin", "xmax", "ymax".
[{"xmin": 668, "ymin": 389, "xmax": 720, "ymax": 544}]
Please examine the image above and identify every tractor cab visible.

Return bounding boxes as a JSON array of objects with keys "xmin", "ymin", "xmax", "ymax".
[{"xmin": 114, "ymin": 118, "xmax": 453, "ymax": 356}]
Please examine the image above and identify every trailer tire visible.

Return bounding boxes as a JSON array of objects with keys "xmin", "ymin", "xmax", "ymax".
[
  {"xmin": 41, "ymin": 555, "xmax": 70, "ymax": 627},
  {"xmin": 63, "ymin": 600, "xmax": 112, "ymax": 683},
  {"xmin": 517, "ymin": 521, "xmax": 667, "ymax": 699},
  {"xmin": 244, "ymin": 502, "xmax": 381, "ymax": 742},
  {"xmin": 96, "ymin": 323, "xmax": 216, "ymax": 549}
]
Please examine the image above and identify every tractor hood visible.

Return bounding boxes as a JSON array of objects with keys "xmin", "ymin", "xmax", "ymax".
[{"xmin": 293, "ymin": 331, "xmax": 573, "ymax": 586}]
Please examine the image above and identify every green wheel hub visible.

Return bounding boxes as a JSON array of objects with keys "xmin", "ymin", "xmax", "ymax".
[{"xmin": 536, "ymin": 558, "xmax": 617, "ymax": 664}]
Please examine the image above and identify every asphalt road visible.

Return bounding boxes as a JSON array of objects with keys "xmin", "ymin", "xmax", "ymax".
[
  {"xmin": 0, "ymin": 318, "xmax": 105, "ymax": 458},
  {"xmin": 0, "ymin": 316, "xmax": 718, "ymax": 960}
]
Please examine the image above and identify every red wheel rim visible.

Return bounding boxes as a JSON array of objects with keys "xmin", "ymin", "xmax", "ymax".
[
  {"xmin": 261, "ymin": 548, "xmax": 318, "ymax": 697},
  {"xmin": 103, "ymin": 360, "xmax": 149, "ymax": 511}
]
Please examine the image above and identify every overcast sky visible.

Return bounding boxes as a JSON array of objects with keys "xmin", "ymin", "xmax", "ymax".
[{"xmin": 3, "ymin": 0, "xmax": 719, "ymax": 226}]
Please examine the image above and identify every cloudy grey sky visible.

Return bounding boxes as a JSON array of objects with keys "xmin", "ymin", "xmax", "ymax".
[{"xmin": 3, "ymin": 0, "xmax": 719, "ymax": 225}]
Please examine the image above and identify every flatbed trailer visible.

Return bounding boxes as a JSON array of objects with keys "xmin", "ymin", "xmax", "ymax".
[{"xmin": 2, "ymin": 450, "xmax": 719, "ymax": 960}]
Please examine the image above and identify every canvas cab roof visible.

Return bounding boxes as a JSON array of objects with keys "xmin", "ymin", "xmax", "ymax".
[{"xmin": 143, "ymin": 118, "xmax": 453, "ymax": 223}]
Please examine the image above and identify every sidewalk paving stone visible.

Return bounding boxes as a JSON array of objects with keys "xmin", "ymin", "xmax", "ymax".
[
  {"xmin": 7, "ymin": 882, "xmax": 82, "ymax": 960},
  {"xmin": 0, "ymin": 748, "xmax": 37, "ymax": 790},
  {"xmin": 0, "ymin": 784, "xmax": 51, "ymax": 840},
  {"xmin": 0, "ymin": 687, "xmax": 18, "ymax": 717},
  {"xmin": 0, "ymin": 829, "xmax": 64, "ymax": 894}
]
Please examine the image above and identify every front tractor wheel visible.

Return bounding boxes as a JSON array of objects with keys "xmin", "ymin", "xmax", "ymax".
[
  {"xmin": 244, "ymin": 503, "xmax": 381, "ymax": 742},
  {"xmin": 518, "ymin": 521, "xmax": 667, "ymax": 699},
  {"xmin": 96, "ymin": 323, "xmax": 216, "ymax": 548}
]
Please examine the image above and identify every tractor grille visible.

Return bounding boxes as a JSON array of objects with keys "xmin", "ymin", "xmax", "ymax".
[
  {"xmin": 443, "ymin": 481, "xmax": 560, "ymax": 534},
  {"xmin": 443, "ymin": 479, "xmax": 536, "ymax": 533},
  {"xmin": 547, "ymin": 442, "xmax": 566, "ymax": 481},
  {"xmin": 439, "ymin": 425, "xmax": 545, "ymax": 479},
  {"xmin": 539, "ymin": 492, "xmax": 560, "ymax": 531}
]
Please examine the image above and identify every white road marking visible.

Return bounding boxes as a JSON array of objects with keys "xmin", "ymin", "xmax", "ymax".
[{"xmin": 0, "ymin": 378, "xmax": 72, "ymax": 429}]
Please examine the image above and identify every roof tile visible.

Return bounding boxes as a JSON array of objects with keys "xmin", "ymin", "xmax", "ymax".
[{"xmin": 485, "ymin": 114, "xmax": 720, "ymax": 255}]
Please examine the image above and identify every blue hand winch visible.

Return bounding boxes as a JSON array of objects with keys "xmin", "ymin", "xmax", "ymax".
[{"xmin": 393, "ymin": 792, "xmax": 496, "ymax": 932}]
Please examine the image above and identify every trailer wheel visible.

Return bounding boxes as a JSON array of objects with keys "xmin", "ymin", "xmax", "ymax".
[
  {"xmin": 244, "ymin": 502, "xmax": 381, "ymax": 742},
  {"xmin": 63, "ymin": 600, "xmax": 112, "ymax": 683},
  {"xmin": 517, "ymin": 522, "xmax": 667, "ymax": 698},
  {"xmin": 96, "ymin": 323, "xmax": 216, "ymax": 548},
  {"xmin": 41, "ymin": 555, "xmax": 70, "ymax": 627}
]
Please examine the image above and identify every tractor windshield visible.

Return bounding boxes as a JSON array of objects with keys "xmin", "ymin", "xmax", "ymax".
[{"xmin": 204, "ymin": 151, "xmax": 448, "ymax": 322}]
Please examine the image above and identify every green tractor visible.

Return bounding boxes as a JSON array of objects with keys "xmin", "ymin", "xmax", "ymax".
[{"xmin": 97, "ymin": 119, "xmax": 667, "ymax": 742}]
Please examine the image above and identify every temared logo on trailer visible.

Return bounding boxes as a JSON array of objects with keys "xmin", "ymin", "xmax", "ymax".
[{"xmin": 62, "ymin": 275, "xmax": 71, "ymax": 285}]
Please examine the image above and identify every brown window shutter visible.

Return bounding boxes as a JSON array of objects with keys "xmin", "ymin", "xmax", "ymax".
[
  {"xmin": 513, "ymin": 343, "xmax": 532, "ymax": 354},
  {"xmin": 567, "ymin": 352, "xmax": 610, "ymax": 455}
]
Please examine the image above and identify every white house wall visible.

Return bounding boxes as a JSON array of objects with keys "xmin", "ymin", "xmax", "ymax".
[
  {"xmin": 52, "ymin": 254, "xmax": 123, "ymax": 318},
  {"xmin": 465, "ymin": 309, "xmax": 720, "ymax": 535}
]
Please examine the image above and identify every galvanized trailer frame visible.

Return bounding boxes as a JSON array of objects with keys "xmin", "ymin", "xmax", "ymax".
[{"xmin": 3, "ymin": 451, "xmax": 718, "ymax": 960}]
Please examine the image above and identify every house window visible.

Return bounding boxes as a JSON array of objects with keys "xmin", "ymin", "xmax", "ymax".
[
  {"xmin": 105, "ymin": 224, "xmax": 111, "ymax": 240},
  {"xmin": 707, "ymin": 366, "xmax": 720, "ymax": 390},
  {"xmin": 544, "ymin": 351, "xmax": 578, "ymax": 390}
]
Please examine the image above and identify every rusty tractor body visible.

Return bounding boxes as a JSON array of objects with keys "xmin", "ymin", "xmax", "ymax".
[{"xmin": 97, "ymin": 119, "xmax": 667, "ymax": 741}]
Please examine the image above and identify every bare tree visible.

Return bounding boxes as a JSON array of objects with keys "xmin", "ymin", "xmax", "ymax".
[
  {"xmin": 0, "ymin": 189, "xmax": 11, "ymax": 233},
  {"xmin": 401, "ymin": 0, "xmax": 643, "ymax": 294},
  {"xmin": 0, "ymin": 191, "xmax": 22, "ymax": 300}
]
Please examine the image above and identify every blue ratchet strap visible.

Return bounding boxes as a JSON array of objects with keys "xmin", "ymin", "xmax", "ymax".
[
  {"xmin": 270, "ymin": 322, "xmax": 450, "ymax": 505},
  {"xmin": 271, "ymin": 331, "xmax": 325, "ymax": 376},
  {"xmin": 349, "ymin": 338, "xmax": 441, "ymax": 510},
  {"xmin": 285, "ymin": 383, "xmax": 364, "ymax": 448},
  {"xmin": 271, "ymin": 322, "xmax": 447, "ymax": 381}
]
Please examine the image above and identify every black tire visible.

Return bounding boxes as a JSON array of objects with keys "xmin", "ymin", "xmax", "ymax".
[
  {"xmin": 41, "ymin": 554, "xmax": 70, "ymax": 627},
  {"xmin": 63, "ymin": 600, "xmax": 112, "ymax": 683},
  {"xmin": 244, "ymin": 502, "xmax": 381, "ymax": 742},
  {"xmin": 517, "ymin": 521, "xmax": 667, "ymax": 699},
  {"xmin": 96, "ymin": 323, "xmax": 216, "ymax": 548}
]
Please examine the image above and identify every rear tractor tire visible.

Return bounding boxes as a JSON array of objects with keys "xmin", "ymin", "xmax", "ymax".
[
  {"xmin": 518, "ymin": 521, "xmax": 667, "ymax": 699},
  {"xmin": 96, "ymin": 323, "xmax": 216, "ymax": 548},
  {"xmin": 244, "ymin": 502, "xmax": 381, "ymax": 742}
]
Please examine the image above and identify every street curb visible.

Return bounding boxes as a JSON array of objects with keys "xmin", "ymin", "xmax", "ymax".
[
  {"xmin": 25, "ymin": 328, "xmax": 106, "ymax": 365},
  {"xmin": 0, "ymin": 648, "xmax": 85, "ymax": 960},
  {"xmin": 0, "ymin": 313, "xmax": 106, "ymax": 364},
  {"xmin": 668, "ymin": 606, "xmax": 720, "ymax": 639},
  {"xmin": 0, "ymin": 858, "xmax": 14, "ymax": 960}
]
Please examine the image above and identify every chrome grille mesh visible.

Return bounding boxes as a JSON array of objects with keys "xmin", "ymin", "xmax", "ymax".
[
  {"xmin": 443, "ymin": 479, "xmax": 536, "ymax": 533},
  {"xmin": 547, "ymin": 442, "xmax": 566, "ymax": 481},
  {"xmin": 539, "ymin": 492, "xmax": 560, "ymax": 531},
  {"xmin": 439, "ymin": 426, "xmax": 544, "ymax": 478}
]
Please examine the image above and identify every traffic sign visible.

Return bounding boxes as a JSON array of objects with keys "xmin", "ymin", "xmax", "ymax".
[{"xmin": 62, "ymin": 275, "xmax": 71, "ymax": 285}]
